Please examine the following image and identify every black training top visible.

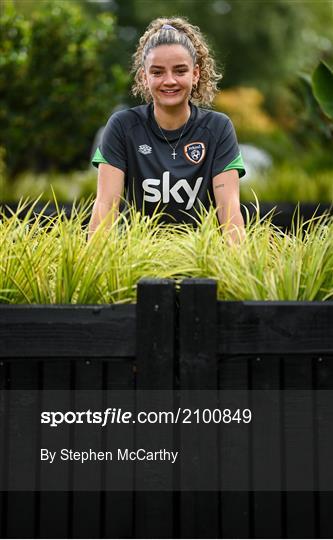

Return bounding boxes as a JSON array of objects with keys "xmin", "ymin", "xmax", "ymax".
[{"xmin": 92, "ymin": 101, "xmax": 245, "ymax": 224}]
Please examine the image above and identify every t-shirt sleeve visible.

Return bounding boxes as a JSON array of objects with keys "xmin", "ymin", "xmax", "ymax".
[
  {"xmin": 212, "ymin": 118, "xmax": 246, "ymax": 179},
  {"xmin": 91, "ymin": 113, "xmax": 127, "ymax": 172}
]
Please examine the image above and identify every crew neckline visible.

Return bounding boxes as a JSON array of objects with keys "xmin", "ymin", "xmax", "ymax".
[{"xmin": 149, "ymin": 101, "xmax": 196, "ymax": 141}]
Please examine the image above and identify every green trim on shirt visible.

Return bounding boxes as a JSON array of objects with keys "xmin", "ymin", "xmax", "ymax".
[
  {"xmin": 223, "ymin": 153, "xmax": 246, "ymax": 178},
  {"xmin": 92, "ymin": 147, "xmax": 108, "ymax": 168}
]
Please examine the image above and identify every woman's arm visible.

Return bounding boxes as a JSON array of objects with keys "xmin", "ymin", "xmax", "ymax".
[
  {"xmin": 88, "ymin": 163, "xmax": 125, "ymax": 241},
  {"xmin": 212, "ymin": 169, "xmax": 245, "ymax": 245}
]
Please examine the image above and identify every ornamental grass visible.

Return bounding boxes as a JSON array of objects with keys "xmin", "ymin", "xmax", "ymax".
[{"xmin": 0, "ymin": 192, "xmax": 332, "ymax": 304}]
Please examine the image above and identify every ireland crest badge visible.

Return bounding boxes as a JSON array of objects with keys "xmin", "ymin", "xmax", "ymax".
[{"xmin": 184, "ymin": 142, "xmax": 206, "ymax": 164}]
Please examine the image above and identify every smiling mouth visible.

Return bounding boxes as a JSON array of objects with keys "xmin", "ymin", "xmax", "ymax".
[{"xmin": 160, "ymin": 89, "xmax": 180, "ymax": 94}]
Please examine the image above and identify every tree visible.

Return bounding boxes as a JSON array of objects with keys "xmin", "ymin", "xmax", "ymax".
[{"xmin": 0, "ymin": 0, "xmax": 129, "ymax": 176}]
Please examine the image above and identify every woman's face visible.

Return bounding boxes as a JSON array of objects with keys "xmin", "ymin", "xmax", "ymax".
[{"xmin": 142, "ymin": 44, "xmax": 200, "ymax": 109}]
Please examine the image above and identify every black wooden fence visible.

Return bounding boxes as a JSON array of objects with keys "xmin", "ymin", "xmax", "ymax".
[
  {"xmin": 1, "ymin": 201, "xmax": 333, "ymax": 233},
  {"xmin": 1, "ymin": 278, "xmax": 333, "ymax": 539}
]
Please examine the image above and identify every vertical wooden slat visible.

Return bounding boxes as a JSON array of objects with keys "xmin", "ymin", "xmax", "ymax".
[
  {"xmin": 71, "ymin": 358, "xmax": 103, "ymax": 539},
  {"xmin": 39, "ymin": 359, "xmax": 72, "ymax": 538},
  {"xmin": 251, "ymin": 355, "xmax": 283, "ymax": 537},
  {"xmin": 5, "ymin": 360, "xmax": 40, "ymax": 539},
  {"xmin": 219, "ymin": 355, "xmax": 250, "ymax": 538},
  {"xmin": 283, "ymin": 355, "xmax": 316, "ymax": 538},
  {"xmin": 135, "ymin": 278, "xmax": 176, "ymax": 538},
  {"xmin": 0, "ymin": 359, "xmax": 7, "ymax": 538},
  {"xmin": 316, "ymin": 354, "xmax": 333, "ymax": 538},
  {"xmin": 103, "ymin": 359, "xmax": 135, "ymax": 539},
  {"xmin": 179, "ymin": 278, "xmax": 219, "ymax": 538}
]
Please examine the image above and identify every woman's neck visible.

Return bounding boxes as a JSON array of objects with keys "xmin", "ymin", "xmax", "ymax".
[{"xmin": 153, "ymin": 102, "xmax": 191, "ymax": 130}]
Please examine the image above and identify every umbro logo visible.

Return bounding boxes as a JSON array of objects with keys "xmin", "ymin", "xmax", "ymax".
[{"xmin": 138, "ymin": 144, "xmax": 152, "ymax": 155}]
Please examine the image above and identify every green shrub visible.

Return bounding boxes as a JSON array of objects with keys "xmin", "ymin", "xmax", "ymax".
[
  {"xmin": 0, "ymin": 0, "xmax": 129, "ymax": 177},
  {"xmin": 241, "ymin": 163, "xmax": 333, "ymax": 203},
  {"xmin": 1, "ymin": 169, "xmax": 97, "ymax": 202},
  {"xmin": 284, "ymin": 61, "xmax": 333, "ymax": 155}
]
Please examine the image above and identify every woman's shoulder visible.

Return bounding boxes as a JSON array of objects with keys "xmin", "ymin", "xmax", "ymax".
[
  {"xmin": 197, "ymin": 105, "xmax": 232, "ymax": 126},
  {"xmin": 196, "ymin": 105, "xmax": 233, "ymax": 138},
  {"xmin": 105, "ymin": 104, "xmax": 150, "ymax": 129}
]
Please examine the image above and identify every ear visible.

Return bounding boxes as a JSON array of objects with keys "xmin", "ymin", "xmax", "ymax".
[
  {"xmin": 141, "ymin": 67, "xmax": 147, "ymax": 87},
  {"xmin": 193, "ymin": 63, "xmax": 200, "ymax": 85}
]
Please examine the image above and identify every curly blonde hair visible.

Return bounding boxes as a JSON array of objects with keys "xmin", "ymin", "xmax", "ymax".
[{"xmin": 131, "ymin": 16, "xmax": 222, "ymax": 108}]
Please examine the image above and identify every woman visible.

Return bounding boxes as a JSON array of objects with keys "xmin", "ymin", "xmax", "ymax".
[{"xmin": 89, "ymin": 17, "xmax": 246, "ymax": 243}]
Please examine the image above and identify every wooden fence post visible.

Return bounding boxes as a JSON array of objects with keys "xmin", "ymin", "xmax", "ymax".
[
  {"xmin": 178, "ymin": 278, "xmax": 219, "ymax": 538},
  {"xmin": 135, "ymin": 278, "xmax": 176, "ymax": 538}
]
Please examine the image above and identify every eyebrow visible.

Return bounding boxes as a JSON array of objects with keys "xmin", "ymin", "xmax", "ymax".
[{"xmin": 149, "ymin": 64, "xmax": 189, "ymax": 69}]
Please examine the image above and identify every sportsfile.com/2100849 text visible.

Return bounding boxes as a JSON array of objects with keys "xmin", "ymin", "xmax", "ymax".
[{"xmin": 41, "ymin": 408, "xmax": 252, "ymax": 427}]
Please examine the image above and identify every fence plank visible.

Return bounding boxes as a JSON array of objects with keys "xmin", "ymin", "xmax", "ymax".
[
  {"xmin": 5, "ymin": 360, "xmax": 40, "ymax": 539},
  {"xmin": 0, "ymin": 305, "xmax": 135, "ymax": 358},
  {"xmin": 219, "ymin": 355, "xmax": 250, "ymax": 538},
  {"xmin": 283, "ymin": 355, "xmax": 316, "ymax": 538},
  {"xmin": 217, "ymin": 302, "xmax": 333, "ymax": 355},
  {"xmin": 0, "ymin": 359, "xmax": 7, "ymax": 538},
  {"xmin": 316, "ymin": 354, "xmax": 333, "ymax": 538},
  {"xmin": 179, "ymin": 278, "xmax": 219, "ymax": 538},
  {"xmin": 71, "ymin": 358, "xmax": 103, "ymax": 539},
  {"xmin": 251, "ymin": 355, "xmax": 283, "ymax": 538},
  {"xmin": 39, "ymin": 359, "xmax": 72, "ymax": 538},
  {"xmin": 135, "ymin": 279, "xmax": 176, "ymax": 538},
  {"xmin": 104, "ymin": 359, "xmax": 135, "ymax": 539}
]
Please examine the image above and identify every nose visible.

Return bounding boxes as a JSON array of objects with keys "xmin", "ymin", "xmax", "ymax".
[{"xmin": 163, "ymin": 71, "xmax": 177, "ymax": 85}]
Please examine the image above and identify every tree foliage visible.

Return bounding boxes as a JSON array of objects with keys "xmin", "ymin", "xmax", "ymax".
[
  {"xmin": 0, "ymin": 0, "xmax": 129, "ymax": 177},
  {"xmin": 1, "ymin": 0, "xmax": 332, "ymax": 178}
]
